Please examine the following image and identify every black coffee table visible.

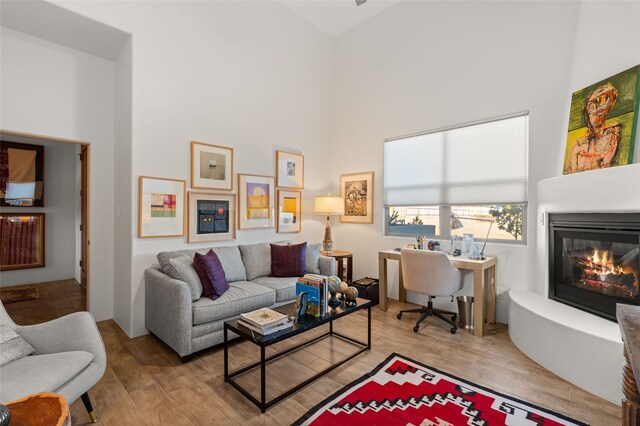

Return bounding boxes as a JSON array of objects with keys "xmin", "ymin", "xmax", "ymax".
[{"xmin": 223, "ymin": 298, "xmax": 371, "ymax": 413}]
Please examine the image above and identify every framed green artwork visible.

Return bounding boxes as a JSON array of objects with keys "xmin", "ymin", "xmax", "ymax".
[{"xmin": 563, "ymin": 65, "xmax": 640, "ymax": 175}]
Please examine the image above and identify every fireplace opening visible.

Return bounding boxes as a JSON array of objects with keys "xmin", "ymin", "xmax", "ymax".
[{"xmin": 549, "ymin": 213, "xmax": 640, "ymax": 321}]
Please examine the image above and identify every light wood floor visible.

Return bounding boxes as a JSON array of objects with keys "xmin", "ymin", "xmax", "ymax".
[
  {"xmin": 56, "ymin": 300, "xmax": 621, "ymax": 425},
  {"xmin": 2, "ymin": 279, "xmax": 86, "ymax": 325}
]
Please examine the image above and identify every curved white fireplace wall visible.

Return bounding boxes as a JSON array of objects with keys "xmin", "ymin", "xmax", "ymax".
[{"xmin": 509, "ymin": 163, "xmax": 640, "ymax": 403}]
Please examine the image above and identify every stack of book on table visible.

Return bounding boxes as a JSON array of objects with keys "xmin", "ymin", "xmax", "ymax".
[
  {"xmin": 295, "ymin": 274, "xmax": 328, "ymax": 317},
  {"xmin": 238, "ymin": 308, "xmax": 292, "ymax": 335}
]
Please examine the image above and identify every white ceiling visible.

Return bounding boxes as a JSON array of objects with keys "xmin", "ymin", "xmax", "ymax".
[
  {"xmin": 0, "ymin": 0, "xmax": 129, "ymax": 61},
  {"xmin": 279, "ymin": 0, "xmax": 403, "ymax": 37}
]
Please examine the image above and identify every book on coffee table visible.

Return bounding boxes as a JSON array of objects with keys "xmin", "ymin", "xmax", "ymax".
[
  {"xmin": 240, "ymin": 308, "xmax": 289, "ymax": 328},
  {"xmin": 237, "ymin": 319, "xmax": 292, "ymax": 335}
]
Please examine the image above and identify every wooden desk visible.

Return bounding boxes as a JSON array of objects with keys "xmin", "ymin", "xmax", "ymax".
[
  {"xmin": 617, "ymin": 304, "xmax": 640, "ymax": 425},
  {"xmin": 325, "ymin": 250, "xmax": 353, "ymax": 284},
  {"xmin": 378, "ymin": 249, "xmax": 497, "ymax": 337}
]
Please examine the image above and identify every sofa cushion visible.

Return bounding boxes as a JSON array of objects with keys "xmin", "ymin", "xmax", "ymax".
[
  {"xmin": 168, "ymin": 255, "xmax": 203, "ymax": 301},
  {"xmin": 271, "ymin": 242, "xmax": 306, "ymax": 277},
  {"xmin": 0, "ymin": 325, "xmax": 35, "ymax": 367},
  {"xmin": 238, "ymin": 243, "xmax": 272, "ymax": 280},
  {"xmin": 0, "ymin": 351, "xmax": 94, "ymax": 403},
  {"xmin": 250, "ymin": 276, "xmax": 298, "ymax": 303},
  {"xmin": 191, "ymin": 281, "xmax": 276, "ymax": 325},
  {"xmin": 157, "ymin": 251, "xmax": 185, "ymax": 278},
  {"xmin": 305, "ymin": 243, "xmax": 322, "ymax": 274},
  {"xmin": 193, "ymin": 250, "xmax": 229, "ymax": 300},
  {"xmin": 210, "ymin": 246, "xmax": 247, "ymax": 282}
]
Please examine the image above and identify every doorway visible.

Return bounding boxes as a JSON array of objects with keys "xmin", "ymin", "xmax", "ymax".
[{"xmin": 0, "ymin": 130, "xmax": 90, "ymax": 324}]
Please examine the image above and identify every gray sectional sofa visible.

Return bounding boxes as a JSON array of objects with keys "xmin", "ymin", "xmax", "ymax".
[{"xmin": 145, "ymin": 242, "xmax": 336, "ymax": 358}]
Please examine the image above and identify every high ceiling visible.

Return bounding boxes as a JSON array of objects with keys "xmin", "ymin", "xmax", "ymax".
[{"xmin": 279, "ymin": 0, "xmax": 403, "ymax": 37}]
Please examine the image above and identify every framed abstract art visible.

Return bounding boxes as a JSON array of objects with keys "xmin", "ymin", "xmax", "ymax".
[
  {"xmin": 563, "ymin": 65, "xmax": 640, "ymax": 175},
  {"xmin": 187, "ymin": 192, "xmax": 236, "ymax": 243},
  {"xmin": 340, "ymin": 171, "xmax": 374, "ymax": 224},
  {"xmin": 138, "ymin": 176, "xmax": 186, "ymax": 238},
  {"xmin": 0, "ymin": 141, "xmax": 45, "ymax": 207},
  {"xmin": 191, "ymin": 141, "xmax": 234, "ymax": 191},
  {"xmin": 277, "ymin": 189, "xmax": 301, "ymax": 233},
  {"xmin": 0, "ymin": 213, "xmax": 45, "ymax": 271},
  {"xmin": 276, "ymin": 150, "xmax": 304, "ymax": 189},
  {"xmin": 238, "ymin": 174, "xmax": 275, "ymax": 229}
]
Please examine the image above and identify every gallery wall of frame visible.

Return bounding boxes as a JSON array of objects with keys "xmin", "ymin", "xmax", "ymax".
[{"xmin": 137, "ymin": 143, "xmax": 307, "ymax": 242}]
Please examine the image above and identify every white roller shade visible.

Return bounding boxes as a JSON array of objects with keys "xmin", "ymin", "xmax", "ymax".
[{"xmin": 384, "ymin": 114, "xmax": 528, "ymax": 206}]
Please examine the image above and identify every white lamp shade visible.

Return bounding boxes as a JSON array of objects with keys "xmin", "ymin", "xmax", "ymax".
[{"xmin": 314, "ymin": 196, "xmax": 344, "ymax": 215}]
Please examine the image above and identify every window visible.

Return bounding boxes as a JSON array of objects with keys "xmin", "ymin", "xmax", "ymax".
[{"xmin": 384, "ymin": 113, "xmax": 528, "ymax": 243}]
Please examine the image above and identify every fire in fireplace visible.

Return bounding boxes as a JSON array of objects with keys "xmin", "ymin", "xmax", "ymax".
[{"xmin": 549, "ymin": 213, "xmax": 640, "ymax": 321}]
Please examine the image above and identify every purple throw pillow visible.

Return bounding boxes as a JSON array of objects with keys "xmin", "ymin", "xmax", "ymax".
[
  {"xmin": 193, "ymin": 250, "xmax": 229, "ymax": 300},
  {"xmin": 271, "ymin": 242, "xmax": 307, "ymax": 277}
]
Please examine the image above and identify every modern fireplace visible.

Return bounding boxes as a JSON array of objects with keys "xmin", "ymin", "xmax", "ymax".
[{"xmin": 549, "ymin": 213, "xmax": 640, "ymax": 321}]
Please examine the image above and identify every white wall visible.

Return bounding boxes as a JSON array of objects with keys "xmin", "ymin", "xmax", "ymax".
[
  {"xmin": 55, "ymin": 0, "xmax": 333, "ymax": 336},
  {"xmin": 0, "ymin": 27, "xmax": 115, "ymax": 321},
  {"xmin": 329, "ymin": 1, "xmax": 581, "ymax": 321},
  {"xmin": 0, "ymin": 139, "xmax": 78, "ymax": 286}
]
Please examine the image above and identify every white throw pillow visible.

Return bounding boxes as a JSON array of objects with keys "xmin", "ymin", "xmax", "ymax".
[{"xmin": 0, "ymin": 324, "xmax": 35, "ymax": 366}]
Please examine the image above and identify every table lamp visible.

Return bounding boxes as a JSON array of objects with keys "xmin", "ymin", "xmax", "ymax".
[
  {"xmin": 314, "ymin": 195, "xmax": 344, "ymax": 254},
  {"xmin": 450, "ymin": 212, "xmax": 493, "ymax": 260}
]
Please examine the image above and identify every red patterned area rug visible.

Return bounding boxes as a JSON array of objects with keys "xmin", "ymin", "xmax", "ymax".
[{"xmin": 293, "ymin": 353, "xmax": 587, "ymax": 426}]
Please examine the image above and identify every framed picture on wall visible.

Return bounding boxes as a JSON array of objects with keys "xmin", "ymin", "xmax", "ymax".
[
  {"xmin": 276, "ymin": 150, "xmax": 304, "ymax": 189},
  {"xmin": 277, "ymin": 189, "xmax": 301, "ymax": 233},
  {"xmin": 191, "ymin": 141, "xmax": 234, "ymax": 191},
  {"xmin": 238, "ymin": 174, "xmax": 275, "ymax": 229},
  {"xmin": 340, "ymin": 171, "xmax": 374, "ymax": 224},
  {"xmin": 0, "ymin": 141, "xmax": 45, "ymax": 207},
  {"xmin": 138, "ymin": 176, "xmax": 186, "ymax": 238},
  {"xmin": 188, "ymin": 192, "xmax": 236, "ymax": 243},
  {"xmin": 0, "ymin": 213, "xmax": 45, "ymax": 271}
]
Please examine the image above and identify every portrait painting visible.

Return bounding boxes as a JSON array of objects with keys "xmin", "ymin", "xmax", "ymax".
[
  {"xmin": 340, "ymin": 172, "xmax": 374, "ymax": 224},
  {"xmin": 563, "ymin": 65, "xmax": 640, "ymax": 175},
  {"xmin": 276, "ymin": 150, "xmax": 304, "ymax": 189},
  {"xmin": 277, "ymin": 190, "xmax": 301, "ymax": 233},
  {"xmin": 191, "ymin": 141, "xmax": 234, "ymax": 190},
  {"xmin": 139, "ymin": 176, "xmax": 185, "ymax": 238},
  {"xmin": 238, "ymin": 174, "xmax": 275, "ymax": 229}
]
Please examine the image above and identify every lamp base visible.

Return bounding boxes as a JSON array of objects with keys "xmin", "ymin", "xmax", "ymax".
[{"xmin": 322, "ymin": 215, "xmax": 333, "ymax": 254}]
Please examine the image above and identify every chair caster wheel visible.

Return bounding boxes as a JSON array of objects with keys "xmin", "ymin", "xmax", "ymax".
[
  {"xmin": 450, "ymin": 327, "xmax": 457, "ymax": 334},
  {"xmin": 397, "ymin": 313, "xmax": 402, "ymax": 320},
  {"xmin": 413, "ymin": 325, "xmax": 420, "ymax": 333}
]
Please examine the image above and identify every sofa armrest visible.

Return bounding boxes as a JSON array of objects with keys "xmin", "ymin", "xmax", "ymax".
[
  {"xmin": 16, "ymin": 311, "xmax": 106, "ymax": 369},
  {"xmin": 145, "ymin": 266, "xmax": 193, "ymax": 357},
  {"xmin": 318, "ymin": 255, "xmax": 337, "ymax": 276}
]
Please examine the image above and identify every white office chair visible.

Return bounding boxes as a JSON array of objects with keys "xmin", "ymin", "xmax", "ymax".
[{"xmin": 397, "ymin": 249, "xmax": 463, "ymax": 334}]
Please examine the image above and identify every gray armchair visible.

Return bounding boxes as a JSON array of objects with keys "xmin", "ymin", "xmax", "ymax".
[{"xmin": 0, "ymin": 302, "xmax": 106, "ymax": 422}]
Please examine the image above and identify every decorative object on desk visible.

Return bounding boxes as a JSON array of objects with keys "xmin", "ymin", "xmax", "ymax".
[
  {"xmin": 416, "ymin": 235, "xmax": 425, "ymax": 250},
  {"xmin": 0, "ymin": 213, "xmax": 45, "ymax": 271},
  {"xmin": 406, "ymin": 244, "xmax": 416, "ymax": 250},
  {"xmin": 293, "ymin": 353, "xmax": 586, "ymax": 426},
  {"xmin": 187, "ymin": 192, "xmax": 235, "ymax": 243},
  {"xmin": 0, "ymin": 141, "xmax": 45, "ymax": 207},
  {"xmin": 327, "ymin": 276, "xmax": 343, "ymax": 309},
  {"xmin": 238, "ymin": 174, "xmax": 275, "ymax": 229},
  {"xmin": 276, "ymin": 189, "xmax": 301, "ymax": 233},
  {"xmin": 463, "ymin": 233, "xmax": 474, "ymax": 254},
  {"xmin": 450, "ymin": 212, "xmax": 493, "ymax": 260},
  {"xmin": 276, "ymin": 150, "xmax": 304, "ymax": 189},
  {"xmin": 563, "ymin": 65, "xmax": 639, "ymax": 175},
  {"xmin": 344, "ymin": 286, "xmax": 358, "ymax": 306},
  {"xmin": 139, "ymin": 176, "xmax": 186, "ymax": 238},
  {"xmin": 0, "ymin": 404, "xmax": 9, "ymax": 426},
  {"xmin": 314, "ymin": 195, "xmax": 344, "ymax": 254},
  {"xmin": 191, "ymin": 141, "xmax": 233, "ymax": 191},
  {"xmin": 427, "ymin": 240, "xmax": 440, "ymax": 251},
  {"xmin": 339, "ymin": 171, "xmax": 373, "ymax": 224}
]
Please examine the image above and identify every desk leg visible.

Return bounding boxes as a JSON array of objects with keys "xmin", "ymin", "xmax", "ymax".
[
  {"xmin": 378, "ymin": 254, "xmax": 388, "ymax": 312},
  {"xmin": 398, "ymin": 261, "xmax": 406, "ymax": 303},
  {"xmin": 473, "ymin": 269, "xmax": 485, "ymax": 337},
  {"xmin": 485, "ymin": 266, "xmax": 497, "ymax": 334}
]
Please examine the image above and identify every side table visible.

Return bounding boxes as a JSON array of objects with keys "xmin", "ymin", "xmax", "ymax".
[
  {"xmin": 6, "ymin": 392, "xmax": 71, "ymax": 426},
  {"xmin": 325, "ymin": 250, "xmax": 353, "ymax": 283}
]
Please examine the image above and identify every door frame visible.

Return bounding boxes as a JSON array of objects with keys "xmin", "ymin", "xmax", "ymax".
[{"xmin": 0, "ymin": 129, "xmax": 90, "ymax": 311}]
